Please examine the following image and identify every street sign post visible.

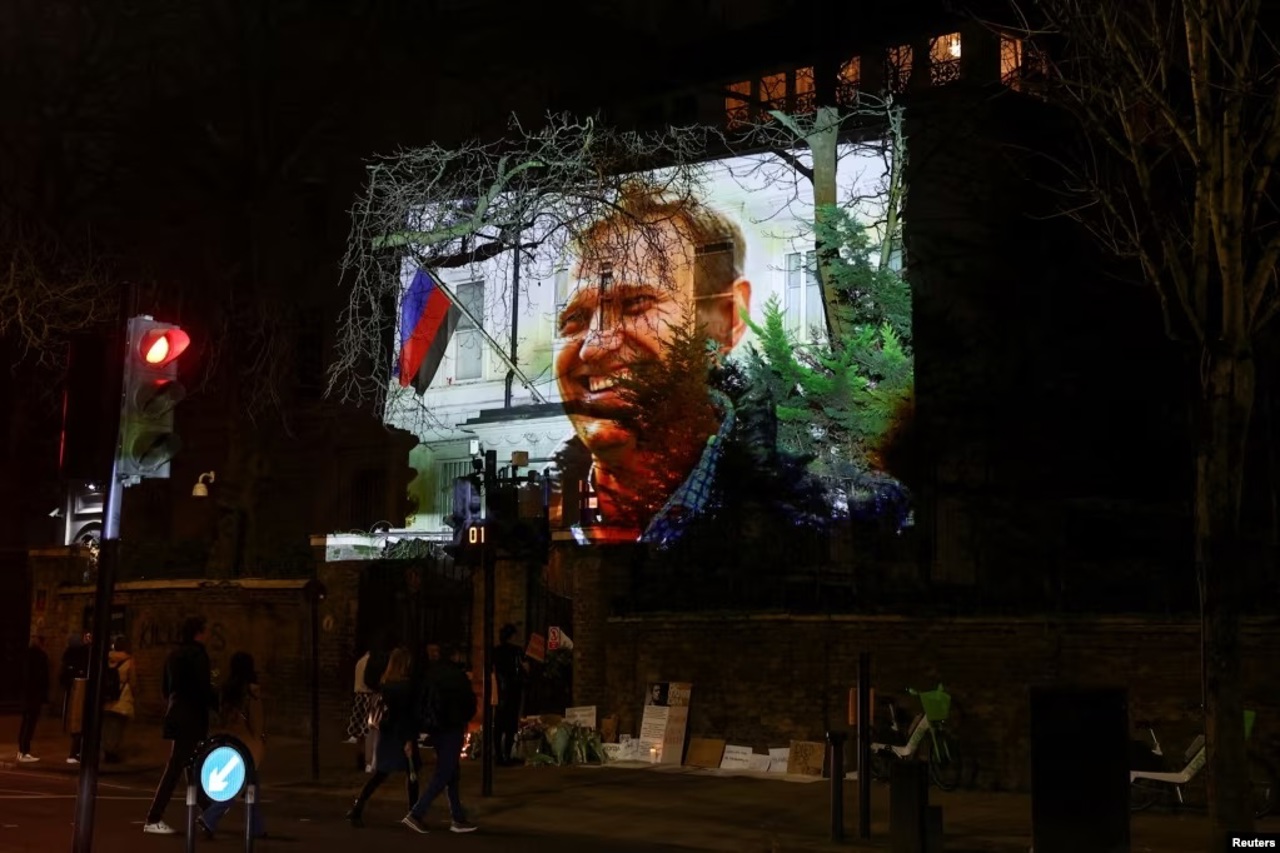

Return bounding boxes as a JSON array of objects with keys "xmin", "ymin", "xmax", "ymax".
[
  {"xmin": 186, "ymin": 736, "xmax": 258, "ymax": 853},
  {"xmin": 200, "ymin": 746, "xmax": 247, "ymax": 802}
]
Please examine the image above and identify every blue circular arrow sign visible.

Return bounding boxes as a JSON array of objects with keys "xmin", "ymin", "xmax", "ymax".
[{"xmin": 199, "ymin": 744, "xmax": 247, "ymax": 803}]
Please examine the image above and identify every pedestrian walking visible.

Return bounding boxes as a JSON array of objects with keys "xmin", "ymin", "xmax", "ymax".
[
  {"xmin": 16, "ymin": 633, "xmax": 50, "ymax": 763},
  {"xmin": 102, "ymin": 635, "xmax": 137, "ymax": 764},
  {"xmin": 347, "ymin": 648, "xmax": 374, "ymax": 770},
  {"xmin": 196, "ymin": 651, "xmax": 267, "ymax": 841},
  {"xmin": 60, "ymin": 631, "xmax": 91, "ymax": 764},
  {"xmin": 142, "ymin": 616, "xmax": 218, "ymax": 836},
  {"xmin": 401, "ymin": 644, "xmax": 478, "ymax": 835},
  {"xmin": 345, "ymin": 647, "xmax": 421, "ymax": 828}
]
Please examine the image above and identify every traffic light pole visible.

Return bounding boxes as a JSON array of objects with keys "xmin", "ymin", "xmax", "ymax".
[
  {"xmin": 71, "ymin": 360, "xmax": 127, "ymax": 853},
  {"xmin": 480, "ymin": 450, "xmax": 496, "ymax": 797}
]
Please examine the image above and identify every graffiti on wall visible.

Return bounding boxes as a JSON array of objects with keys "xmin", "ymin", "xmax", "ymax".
[{"xmin": 135, "ymin": 615, "xmax": 227, "ymax": 654}]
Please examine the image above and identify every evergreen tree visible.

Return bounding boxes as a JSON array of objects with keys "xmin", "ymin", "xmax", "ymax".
[{"xmin": 745, "ymin": 206, "xmax": 914, "ymax": 499}]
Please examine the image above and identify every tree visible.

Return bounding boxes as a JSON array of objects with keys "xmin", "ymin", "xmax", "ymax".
[
  {"xmin": 1006, "ymin": 0, "xmax": 1280, "ymax": 839},
  {"xmin": 721, "ymin": 88, "xmax": 909, "ymax": 343}
]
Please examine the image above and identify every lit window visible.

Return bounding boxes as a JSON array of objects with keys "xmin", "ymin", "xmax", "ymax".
[
  {"xmin": 885, "ymin": 45, "xmax": 913, "ymax": 93},
  {"xmin": 784, "ymin": 251, "xmax": 823, "ymax": 341},
  {"xmin": 454, "ymin": 280, "xmax": 484, "ymax": 380},
  {"xmin": 725, "ymin": 80, "xmax": 752, "ymax": 128},
  {"xmin": 1000, "ymin": 35, "xmax": 1023, "ymax": 88},
  {"xmin": 930, "ymin": 33, "xmax": 962, "ymax": 85},
  {"xmin": 837, "ymin": 56, "xmax": 861, "ymax": 105},
  {"xmin": 794, "ymin": 66, "xmax": 816, "ymax": 113},
  {"xmin": 760, "ymin": 72, "xmax": 787, "ymax": 109}
]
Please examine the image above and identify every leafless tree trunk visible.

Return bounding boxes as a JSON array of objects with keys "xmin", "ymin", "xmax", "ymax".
[{"xmin": 1003, "ymin": 0, "xmax": 1280, "ymax": 840}]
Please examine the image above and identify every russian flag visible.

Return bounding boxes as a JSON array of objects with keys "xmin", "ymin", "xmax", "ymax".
[{"xmin": 397, "ymin": 268, "xmax": 461, "ymax": 394}]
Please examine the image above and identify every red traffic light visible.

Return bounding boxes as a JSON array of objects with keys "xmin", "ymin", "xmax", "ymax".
[{"xmin": 137, "ymin": 328, "xmax": 190, "ymax": 368}]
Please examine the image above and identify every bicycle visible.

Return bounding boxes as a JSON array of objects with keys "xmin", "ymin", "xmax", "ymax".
[
  {"xmin": 869, "ymin": 684, "xmax": 965, "ymax": 791},
  {"xmin": 1130, "ymin": 708, "xmax": 1278, "ymax": 818}
]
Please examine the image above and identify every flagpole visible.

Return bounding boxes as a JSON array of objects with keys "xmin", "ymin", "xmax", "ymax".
[{"xmin": 420, "ymin": 264, "xmax": 550, "ymax": 405}]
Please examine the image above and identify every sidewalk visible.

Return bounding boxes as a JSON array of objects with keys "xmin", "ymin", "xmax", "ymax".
[{"xmin": 0, "ymin": 713, "xmax": 1228, "ymax": 852}]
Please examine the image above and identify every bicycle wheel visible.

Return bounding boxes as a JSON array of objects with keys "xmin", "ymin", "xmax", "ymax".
[
  {"xmin": 927, "ymin": 730, "xmax": 964, "ymax": 792},
  {"xmin": 1249, "ymin": 752, "xmax": 1279, "ymax": 819}
]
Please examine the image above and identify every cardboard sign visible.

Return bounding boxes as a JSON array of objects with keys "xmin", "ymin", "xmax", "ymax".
[
  {"xmin": 685, "ymin": 738, "xmax": 726, "ymax": 769},
  {"xmin": 719, "ymin": 744, "xmax": 754, "ymax": 771},
  {"xmin": 525, "ymin": 632, "xmax": 546, "ymax": 663},
  {"xmin": 564, "ymin": 705, "xmax": 597, "ymax": 730},
  {"xmin": 768, "ymin": 747, "xmax": 790, "ymax": 773},
  {"xmin": 638, "ymin": 705, "xmax": 670, "ymax": 761},
  {"xmin": 787, "ymin": 740, "xmax": 826, "ymax": 777}
]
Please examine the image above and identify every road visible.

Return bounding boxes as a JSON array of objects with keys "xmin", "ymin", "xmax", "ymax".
[{"xmin": 0, "ymin": 768, "xmax": 697, "ymax": 853}]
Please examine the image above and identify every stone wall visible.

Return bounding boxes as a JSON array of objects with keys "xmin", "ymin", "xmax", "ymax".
[{"xmin": 599, "ymin": 613, "xmax": 1280, "ymax": 791}]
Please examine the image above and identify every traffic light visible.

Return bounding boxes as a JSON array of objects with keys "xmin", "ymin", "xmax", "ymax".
[{"xmin": 117, "ymin": 315, "xmax": 190, "ymax": 481}]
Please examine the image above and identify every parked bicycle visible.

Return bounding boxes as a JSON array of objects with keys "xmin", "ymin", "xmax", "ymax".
[
  {"xmin": 869, "ymin": 684, "xmax": 965, "ymax": 791},
  {"xmin": 1130, "ymin": 707, "xmax": 1278, "ymax": 818}
]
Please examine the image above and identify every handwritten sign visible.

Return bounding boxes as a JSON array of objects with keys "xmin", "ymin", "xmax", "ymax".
[
  {"xmin": 747, "ymin": 754, "xmax": 773, "ymax": 773},
  {"xmin": 768, "ymin": 747, "xmax": 790, "ymax": 773},
  {"xmin": 719, "ymin": 744, "xmax": 754, "ymax": 771}
]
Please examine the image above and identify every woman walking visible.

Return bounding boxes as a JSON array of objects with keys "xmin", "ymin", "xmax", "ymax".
[
  {"xmin": 197, "ymin": 652, "xmax": 266, "ymax": 840},
  {"xmin": 345, "ymin": 647, "xmax": 420, "ymax": 828},
  {"xmin": 102, "ymin": 636, "xmax": 138, "ymax": 763}
]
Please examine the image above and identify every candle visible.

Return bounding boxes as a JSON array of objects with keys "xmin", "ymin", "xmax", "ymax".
[{"xmin": 649, "ymin": 747, "xmax": 657, "ymax": 763}]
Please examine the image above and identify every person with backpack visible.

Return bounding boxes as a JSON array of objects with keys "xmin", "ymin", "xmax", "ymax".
[
  {"xmin": 101, "ymin": 635, "xmax": 137, "ymax": 764},
  {"xmin": 401, "ymin": 644, "xmax": 478, "ymax": 835},
  {"xmin": 196, "ymin": 651, "xmax": 267, "ymax": 841},
  {"xmin": 344, "ymin": 647, "xmax": 420, "ymax": 828}
]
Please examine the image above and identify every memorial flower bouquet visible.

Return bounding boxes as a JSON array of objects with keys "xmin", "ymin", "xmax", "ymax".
[{"xmin": 522, "ymin": 718, "xmax": 607, "ymax": 766}]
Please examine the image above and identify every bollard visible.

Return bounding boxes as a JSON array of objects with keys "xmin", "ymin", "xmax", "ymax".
[
  {"xmin": 826, "ymin": 730, "xmax": 848, "ymax": 843},
  {"xmin": 244, "ymin": 783, "xmax": 256, "ymax": 853},
  {"xmin": 889, "ymin": 759, "xmax": 929, "ymax": 853},
  {"xmin": 185, "ymin": 783, "xmax": 197, "ymax": 853}
]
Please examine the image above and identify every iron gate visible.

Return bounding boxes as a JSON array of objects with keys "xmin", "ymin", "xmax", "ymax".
[{"xmin": 356, "ymin": 551, "xmax": 472, "ymax": 664}]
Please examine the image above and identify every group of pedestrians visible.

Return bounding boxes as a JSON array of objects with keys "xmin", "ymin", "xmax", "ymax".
[
  {"xmin": 15, "ymin": 617, "xmax": 492, "ymax": 840},
  {"xmin": 16, "ymin": 630, "xmax": 137, "ymax": 765},
  {"xmin": 345, "ymin": 637, "xmax": 479, "ymax": 835}
]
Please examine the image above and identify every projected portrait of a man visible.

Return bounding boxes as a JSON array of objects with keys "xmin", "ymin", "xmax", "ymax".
[{"xmin": 553, "ymin": 185, "xmax": 752, "ymax": 543}]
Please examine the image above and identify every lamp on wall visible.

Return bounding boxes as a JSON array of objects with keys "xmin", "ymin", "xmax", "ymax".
[{"xmin": 192, "ymin": 471, "xmax": 216, "ymax": 497}]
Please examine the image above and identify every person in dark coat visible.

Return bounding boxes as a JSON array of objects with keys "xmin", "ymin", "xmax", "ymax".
[
  {"xmin": 142, "ymin": 616, "xmax": 218, "ymax": 835},
  {"xmin": 345, "ymin": 647, "xmax": 420, "ymax": 828},
  {"xmin": 401, "ymin": 645, "xmax": 477, "ymax": 835},
  {"xmin": 60, "ymin": 631, "xmax": 91, "ymax": 763},
  {"xmin": 16, "ymin": 633, "xmax": 50, "ymax": 762},
  {"xmin": 491, "ymin": 624, "xmax": 528, "ymax": 765}
]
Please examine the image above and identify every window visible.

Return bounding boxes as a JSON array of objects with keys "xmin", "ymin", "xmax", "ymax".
[
  {"xmin": 348, "ymin": 467, "xmax": 387, "ymax": 531},
  {"xmin": 930, "ymin": 33, "xmax": 963, "ymax": 85},
  {"xmin": 837, "ymin": 56, "xmax": 861, "ymax": 105},
  {"xmin": 885, "ymin": 44, "xmax": 913, "ymax": 93},
  {"xmin": 1000, "ymin": 35, "xmax": 1024, "ymax": 90},
  {"xmin": 723, "ymin": 67, "xmax": 818, "ymax": 127},
  {"xmin": 454, "ymin": 280, "xmax": 485, "ymax": 381},
  {"xmin": 784, "ymin": 251, "xmax": 823, "ymax": 340},
  {"xmin": 724, "ymin": 80, "xmax": 752, "ymax": 128}
]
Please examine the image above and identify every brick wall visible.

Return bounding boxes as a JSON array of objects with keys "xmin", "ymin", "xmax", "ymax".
[
  {"xmin": 29, "ymin": 553, "xmax": 352, "ymax": 739},
  {"xmin": 600, "ymin": 613, "xmax": 1280, "ymax": 791}
]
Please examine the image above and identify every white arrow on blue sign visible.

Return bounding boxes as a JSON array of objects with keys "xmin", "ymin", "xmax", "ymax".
[{"xmin": 199, "ymin": 745, "xmax": 247, "ymax": 803}]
